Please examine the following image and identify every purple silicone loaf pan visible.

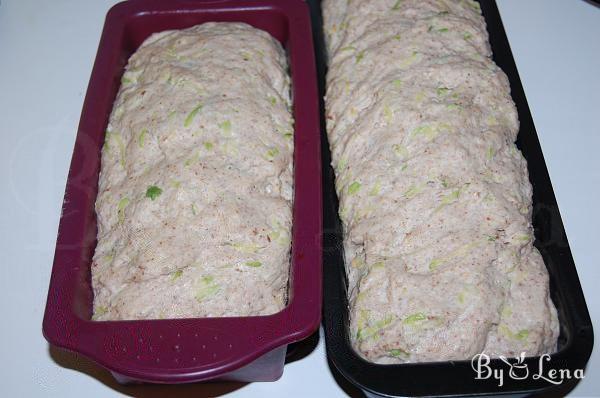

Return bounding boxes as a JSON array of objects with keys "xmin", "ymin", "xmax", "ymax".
[{"xmin": 42, "ymin": 0, "xmax": 322, "ymax": 384}]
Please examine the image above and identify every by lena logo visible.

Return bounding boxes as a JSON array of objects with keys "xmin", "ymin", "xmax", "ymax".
[{"xmin": 471, "ymin": 352, "xmax": 584, "ymax": 387}]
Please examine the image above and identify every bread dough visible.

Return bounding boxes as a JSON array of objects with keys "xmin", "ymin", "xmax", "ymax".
[
  {"xmin": 323, "ymin": 0, "xmax": 558, "ymax": 363},
  {"xmin": 92, "ymin": 23, "xmax": 293, "ymax": 320}
]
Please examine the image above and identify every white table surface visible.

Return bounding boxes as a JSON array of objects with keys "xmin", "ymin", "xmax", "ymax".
[{"xmin": 1, "ymin": 0, "xmax": 598, "ymax": 396}]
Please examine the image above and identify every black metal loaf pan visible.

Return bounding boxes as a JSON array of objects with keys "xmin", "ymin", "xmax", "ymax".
[{"xmin": 310, "ymin": 0, "xmax": 594, "ymax": 396}]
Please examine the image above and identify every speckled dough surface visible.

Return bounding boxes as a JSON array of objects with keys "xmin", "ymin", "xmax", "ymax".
[
  {"xmin": 92, "ymin": 23, "xmax": 293, "ymax": 320},
  {"xmin": 323, "ymin": 0, "xmax": 558, "ymax": 363}
]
